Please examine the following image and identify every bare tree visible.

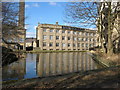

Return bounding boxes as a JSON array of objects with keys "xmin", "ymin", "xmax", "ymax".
[
  {"xmin": 2, "ymin": 2, "xmax": 19, "ymax": 40},
  {"xmin": 64, "ymin": 2, "xmax": 98, "ymax": 28},
  {"xmin": 65, "ymin": 2, "xmax": 120, "ymax": 55}
]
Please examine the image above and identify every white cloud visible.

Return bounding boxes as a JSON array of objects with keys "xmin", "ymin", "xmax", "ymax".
[
  {"xmin": 34, "ymin": 26, "xmax": 37, "ymax": 30},
  {"xmin": 32, "ymin": 3, "xmax": 39, "ymax": 7},
  {"xmin": 25, "ymin": 4, "xmax": 30, "ymax": 8},
  {"xmin": 25, "ymin": 24, "xmax": 29, "ymax": 29},
  {"xmin": 26, "ymin": 32, "xmax": 36, "ymax": 38},
  {"xmin": 49, "ymin": 2, "xmax": 57, "ymax": 6}
]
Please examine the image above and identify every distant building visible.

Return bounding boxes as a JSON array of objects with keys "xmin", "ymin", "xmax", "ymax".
[
  {"xmin": 36, "ymin": 22, "xmax": 97, "ymax": 51},
  {"xmin": 26, "ymin": 38, "xmax": 36, "ymax": 47}
]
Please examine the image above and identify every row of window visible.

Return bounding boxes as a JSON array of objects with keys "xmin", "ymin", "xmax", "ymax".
[
  {"xmin": 43, "ymin": 35, "xmax": 96, "ymax": 41},
  {"xmin": 43, "ymin": 29, "xmax": 95, "ymax": 36},
  {"xmin": 43, "ymin": 42, "xmax": 94, "ymax": 47}
]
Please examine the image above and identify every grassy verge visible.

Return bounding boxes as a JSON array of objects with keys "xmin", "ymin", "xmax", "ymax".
[
  {"xmin": 13, "ymin": 50, "xmax": 87, "ymax": 53},
  {"xmin": 90, "ymin": 51, "xmax": 120, "ymax": 67}
]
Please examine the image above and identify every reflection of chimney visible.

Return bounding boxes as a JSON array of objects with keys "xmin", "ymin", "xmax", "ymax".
[
  {"xmin": 19, "ymin": 0, "xmax": 25, "ymax": 29},
  {"xmin": 56, "ymin": 22, "xmax": 58, "ymax": 25}
]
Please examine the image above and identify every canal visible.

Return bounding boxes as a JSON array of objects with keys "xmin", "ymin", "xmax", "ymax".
[{"xmin": 2, "ymin": 52, "xmax": 101, "ymax": 81}]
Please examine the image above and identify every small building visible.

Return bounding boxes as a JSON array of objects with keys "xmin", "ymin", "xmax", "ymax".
[{"xmin": 25, "ymin": 38, "xmax": 36, "ymax": 47}]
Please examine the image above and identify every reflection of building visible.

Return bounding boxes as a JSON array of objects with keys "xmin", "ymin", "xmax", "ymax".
[
  {"xmin": 36, "ymin": 22, "xmax": 97, "ymax": 50},
  {"xmin": 36, "ymin": 52, "xmax": 98, "ymax": 77},
  {"xmin": 26, "ymin": 38, "xmax": 36, "ymax": 47}
]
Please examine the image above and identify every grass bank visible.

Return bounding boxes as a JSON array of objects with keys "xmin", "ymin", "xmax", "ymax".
[
  {"xmin": 14, "ymin": 50, "xmax": 87, "ymax": 53},
  {"xmin": 2, "ymin": 65, "xmax": 120, "ymax": 88},
  {"xmin": 89, "ymin": 51, "xmax": 120, "ymax": 67}
]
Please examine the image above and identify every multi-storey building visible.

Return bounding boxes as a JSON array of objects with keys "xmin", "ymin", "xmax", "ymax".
[{"xmin": 36, "ymin": 22, "xmax": 97, "ymax": 51}]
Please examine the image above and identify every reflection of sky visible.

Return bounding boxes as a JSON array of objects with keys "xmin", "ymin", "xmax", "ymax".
[
  {"xmin": 2, "ymin": 52, "xmax": 99, "ymax": 81},
  {"xmin": 24, "ymin": 53, "xmax": 38, "ymax": 79}
]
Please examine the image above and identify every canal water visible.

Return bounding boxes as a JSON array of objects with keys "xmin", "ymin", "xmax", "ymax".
[{"xmin": 2, "ymin": 52, "xmax": 100, "ymax": 81}]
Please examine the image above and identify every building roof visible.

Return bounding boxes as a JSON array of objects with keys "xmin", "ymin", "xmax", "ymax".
[
  {"xmin": 37, "ymin": 22, "xmax": 97, "ymax": 32},
  {"xmin": 26, "ymin": 38, "xmax": 36, "ymax": 43}
]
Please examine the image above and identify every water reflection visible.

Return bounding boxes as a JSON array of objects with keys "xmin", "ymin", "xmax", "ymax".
[
  {"xmin": 36, "ymin": 52, "xmax": 97, "ymax": 77},
  {"xmin": 2, "ymin": 52, "xmax": 98, "ymax": 81}
]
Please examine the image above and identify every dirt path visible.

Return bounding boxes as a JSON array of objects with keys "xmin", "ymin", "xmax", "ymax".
[{"xmin": 3, "ymin": 66, "xmax": 120, "ymax": 89}]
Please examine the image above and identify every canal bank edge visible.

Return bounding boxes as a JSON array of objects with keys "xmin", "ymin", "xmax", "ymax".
[
  {"xmin": 2, "ymin": 65, "xmax": 120, "ymax": 88},
  {"xmin": 90, "ymin": 52, "xmax": 120, "ymax": 67},
  {"xmin": 13, "ymin": 50, "xmax": 88, "ymax": 53}
]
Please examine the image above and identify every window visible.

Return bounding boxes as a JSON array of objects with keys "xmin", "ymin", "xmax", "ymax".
[
  {"xmin": 50, "ymin": 29, "xmax": 53, "ymax": 32},
  {"xmin": 89, "ymin": 44, "xmax": 92, "ymax": 47},
  {"xmin": 49, "ymin": 42, "xmax": 53, "ymax": 47},
  {"xmin": 78, "ymin": 43, "xmax": 80, "ymax": 47},
  {"xmin": 68, "ymin": 43, "xmax": 70, "ymax": 47},
  {"xmin": 56, "ymin": 36, "xmax": 59, "ymax": 40},
  {"xmin": 43, "ymin": 35, "xmax": 47, "ymax": 40},
  {"xmin": 43, "ymin": 42, "xmax": 46, "ymax": 46},
  {"xmin": 56, "ymin": 30, "xmax": 59, "ymax": 33},
  {"xmin": 68, "ymin": 31, "xmax": 70, "ymax": 34},
  {"xmin": 73, "ymin": 43, "xmax": 76, "ymax": 47},
  {"xmin": 73, "ymin": 37, "xmax": 77, "ymax": 41},
  {"xmin": 68, "ymin": 37, "xmax": 70, "ymax": 40},
  {"xmin": 56, "ymin": 43, "xmax": 59, "ymax": 47},
  {"xmin": 86, "ymin": 38, "xmax": 88, "ymax": 41},
  {"xmin": 82, "ymin": 43, "xmax": 84, "ymax": 47},
  {"xmin": 81, "ymin": 38, "xmax": 84, "ymax": 41},
  {"xmin": 62, "ymin": 30, "xmax": 65, "ymax": 33},
  {"xmin": 91, "ymin": 33, "xmax": 93, "ymax": 36},
  {"xmin": 86, "ymin": 32, "xmax": 88, "ymax": 36},
  {"xmin": 82, "ymin": 32, "xmax": 84, "ymax": 35},
  {"xmin": 43, "ymin": 29, "xmax": 46, "ymax": 32},
  {"xmin": 89, "ymin": 38, "xmax": 91, "ymax": 41},
  {"xmin": 86, "ymin": 43, "xmax": 88, "ymax": 47},
  {"xmin": 78, "ymin": 38, "xmax": 81, "ymax": 41},
  {"xmin": 73, "ymin": 31, "xmax": 77, "ymax": 34},
  {"xmin": 91, "ymin": 38, "xmax": 93, "ymax": 41},
  {"xmin": 50, "ymin": 35, "xmax": 53, "ymax": 40},
  {"xmin": 62, "ymin": 36, "xmax": 65, "ymax": 40},
  {"xmin": 90, "ymin": 33, "xmax": 93, "ymax": 36},
  {"xmin": 62, "ymin": 43, "xmax": 65, "ymax": 47}
]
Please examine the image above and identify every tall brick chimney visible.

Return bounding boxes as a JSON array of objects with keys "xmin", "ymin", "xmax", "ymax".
[{"xmin": 18, "ymin": 0, "xmax": 25, "ymax": 29}]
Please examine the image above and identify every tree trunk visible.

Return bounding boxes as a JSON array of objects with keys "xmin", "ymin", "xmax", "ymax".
[{"xmin": 107, "ymin": 2, "xmax": 113, "ymax": 55}]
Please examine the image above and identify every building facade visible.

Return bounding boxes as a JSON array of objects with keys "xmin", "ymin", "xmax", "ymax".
[{"xmin": 36, "ymin": 22, "xmax": 97, "ymax": 51}]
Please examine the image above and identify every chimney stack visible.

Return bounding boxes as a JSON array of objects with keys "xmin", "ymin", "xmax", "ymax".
[
  {"xmin": 56, "ymin": 22, "xmax": 58, "ymax": 25},
  {"xmin": 19, "ymin": 0, "xmax": 25, "ymax": 29}
]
